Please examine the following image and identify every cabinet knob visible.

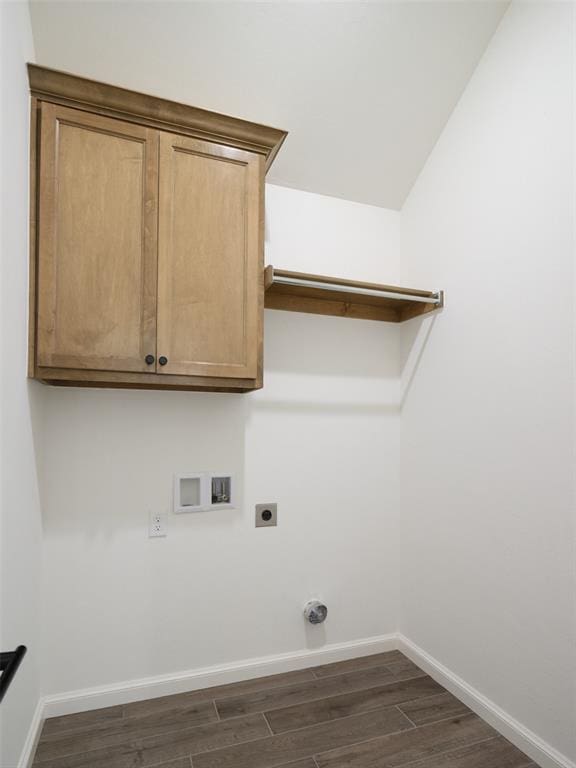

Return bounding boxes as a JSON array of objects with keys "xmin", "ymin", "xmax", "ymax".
[
  {"xmin": 145, "ymin": 354, "xmax": 155, "ymax": 365},
  {"xmin": 159, "ymin": 356, "xmax": 168, "ymax": 366}
]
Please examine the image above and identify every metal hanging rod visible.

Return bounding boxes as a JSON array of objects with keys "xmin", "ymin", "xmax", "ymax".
[{"xmin": 271, "ymin": 274, "xmax": 442, "ymax": 304}]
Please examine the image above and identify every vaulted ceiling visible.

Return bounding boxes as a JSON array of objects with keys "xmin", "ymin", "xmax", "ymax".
[{"xmin": 30, "ymin": 1, "xmax": 508, "ymax": 209}]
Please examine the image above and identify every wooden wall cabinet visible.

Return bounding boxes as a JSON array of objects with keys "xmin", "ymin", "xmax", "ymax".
[{"xmin": 28, "ymin": 65, "xmax": 287, "ymax": 392}]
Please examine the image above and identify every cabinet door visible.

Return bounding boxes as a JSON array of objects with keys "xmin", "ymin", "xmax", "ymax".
[
  {"xmin": 157, "ymin": 132, "xmax": 262, "ymax": 379},
  {"xmin": 37, "ymin": 103, "xmax": 158, "ymax": 372}
]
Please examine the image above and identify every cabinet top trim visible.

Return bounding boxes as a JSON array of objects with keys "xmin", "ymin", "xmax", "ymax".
[{"xmin": 27, "ymin": 63, "xmax": 288, "ymax": 171}]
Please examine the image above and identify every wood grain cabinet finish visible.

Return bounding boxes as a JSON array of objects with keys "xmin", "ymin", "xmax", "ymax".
[
  {"xmin": 157, "ymin": 133, "xmax": 261, "ymax": 380},
  {"xmin": 37, "ymin": 103, "xmax": 159, "ymax": 374},
  {"xmin": 28, "ymin": 65, "xmax": 286, "ymax": 392}
]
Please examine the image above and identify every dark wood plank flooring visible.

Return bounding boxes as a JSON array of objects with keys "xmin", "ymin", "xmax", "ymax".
[{"xmin": 33, "ymin": 651, "xmax": 537, "ymax": 768}]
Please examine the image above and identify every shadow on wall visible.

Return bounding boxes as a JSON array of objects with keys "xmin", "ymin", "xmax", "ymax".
[
  {"xmin": 262, "ymin": 309, "xmax": 399, "ymax": 378},
  {"xmin": 39, "ymin": 387, "xmax": 249, "ymax": 537},
  {"xmin": 28, "ymin": 380, "xmax": 47, "ymax": 524},
  {"xmin": 253, "ymin": 309, "xmax": 402, "ymax": 415},
  {"xmin": 305, "ymin": 619, "xmax": 327, "ymax": 650}
]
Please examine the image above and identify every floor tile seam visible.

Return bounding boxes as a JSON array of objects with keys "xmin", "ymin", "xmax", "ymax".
[
  {"xmin": 209, "ymin": 673, "xmax": 318, "ymax": 704},
  {"xmin": 188, "ymin": 709, "xmax": 418, "ymax": 764},
  {"xmin": 39, "ymin": 716, "xmax": 127, "ymax": 742},
  {"xmin": 215, "ymin": 669, "xmax": 398, "ymax": 706},
  {"xmin": 262, "ymin": 712, "xmax": 274, "ymax": 737},
  {"xmin": 34, "ymin": 713, "xmax": 272, "ymax": 766},
  {"xmin": 394, "ymin": 704, "xmax": 417, "ymax": 729},
  {"xmin": 392, "ymin": 710, "xmax": 482, "ymax": 731},
  {"xmin": 47, "ymin": 679, "xmax": 317, "ymax": 735},
  {"xmin": 33, "ymin": 715, "xmax": 224, "ymax": 764},
  {"xmin": 39, "ymin": 710, "xmax": 220, "ymax": 749},
  {"xmin": 269, "ymin": 688, "xmax": 449, "ymax": 736},
  {"xmin": 245, "ymin": 698, "xmax": 422, "ymax": 740},
  {"xmin": 41, "ymin": 701, "xmax": 216, "ymax": 741},
  {"xmin": 311, "ymin": 711, "xmax": 483, "ymax": 763},
  {"xmin": 218, "ymin": 672, "xmax": 429, "ymax": 721},
  {"xmin": 147, "ymin": 755, "xmax": 194, "ymax": 768},
  {"xmin": 391, "ymin": 734, "xmax": 509, "ymax": 768},
  {"xmin": 311, "ymin": 658, "xmax": 405, "ymax": 681},
  {"xmin": 394, "ymin": 690, "xmax": 470, "ymax": 720}
]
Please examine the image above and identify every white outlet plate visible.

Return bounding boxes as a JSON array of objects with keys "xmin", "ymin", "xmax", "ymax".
[{"xmin": 149, "ymin": 512, "xmax": 167, "ymax": 538}]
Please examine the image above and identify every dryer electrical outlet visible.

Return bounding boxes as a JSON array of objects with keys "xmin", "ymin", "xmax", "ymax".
[{"xmin": 255, "ymin": 503, "xmax": 277, "ymax": 527}]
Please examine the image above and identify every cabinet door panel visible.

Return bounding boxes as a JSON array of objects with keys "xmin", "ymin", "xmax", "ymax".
[
  {"xmin": 37, "ymin": 103, "xmax": 158, "ymax": 372},
  {"xmin": 157, "ymin": 133, "xmax": 262, "ymax": 379}
]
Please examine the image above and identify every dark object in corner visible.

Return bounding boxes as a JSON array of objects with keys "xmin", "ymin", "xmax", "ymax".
[{"xmin": 0, "ymin": 645, "xmax": 27, "ymax": 703}]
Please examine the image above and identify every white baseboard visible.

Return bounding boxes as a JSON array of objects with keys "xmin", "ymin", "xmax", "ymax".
[
  {"xmin": 42, "ymin": 633, "xmax": 397, "ymax": 718},
  {"xmin": 18, "ymin": 696, "xmax": 44, "ymax": 768},
  {"xmin": 29, "ymin": 632, "xmax": 575, "ymax": 768},
  {"xmin": 398, "ymin": 634, "xmax": 576, "ymax": 768}
]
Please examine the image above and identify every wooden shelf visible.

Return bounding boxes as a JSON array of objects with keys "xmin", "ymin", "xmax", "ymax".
[{"xmin": 264, "ymin": 267, "xmax": 444, "ymax": 323}]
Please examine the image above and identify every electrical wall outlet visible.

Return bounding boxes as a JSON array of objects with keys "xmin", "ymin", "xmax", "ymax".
[
  {"xmin": 255, "ymin": 503, "xmax": 277, "ymax": 528},
  {"xmin": 149, "ymin": 512, "xmax": 167, "ymax": 538}
]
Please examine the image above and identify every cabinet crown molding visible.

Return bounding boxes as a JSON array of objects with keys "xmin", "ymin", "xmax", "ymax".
[{"xmin": 27, "ymin": 63, "xmax": 287, "ymax": 171}]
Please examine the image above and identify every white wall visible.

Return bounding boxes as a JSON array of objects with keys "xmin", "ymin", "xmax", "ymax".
[
  {"xmin": 39, "ymin": 185, "xmax": 401, "ymax": 696},
  {"xmin": 400, "ymin": 1, "xmax": 576, "ymax": 762},
  {"xmin": 0, "ymin": 3, "xmax": 43, "ymax": 766},
  {"xmin": 28, "ymin": 0, "xmax": 508, "ymax": 209}
]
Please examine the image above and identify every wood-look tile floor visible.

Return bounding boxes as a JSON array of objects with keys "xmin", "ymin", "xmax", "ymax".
[{"xmin": 32, "ymin": 651, "xmax": 537, "ymax": 768}]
